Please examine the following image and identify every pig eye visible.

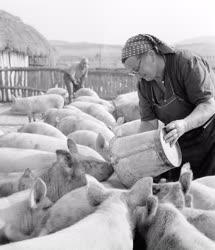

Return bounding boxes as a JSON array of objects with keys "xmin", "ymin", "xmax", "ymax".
[
  {"xmin": 43, "ymin": 206, "xmax": 50, "ymax": 211},
  {"xmin": 43, "ymin": 204, "xmax": 52, "ymax": 211}
]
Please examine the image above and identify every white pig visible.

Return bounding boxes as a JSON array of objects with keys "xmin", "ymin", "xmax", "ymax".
[
  {"xmin": 0, "ymin": 175, "xmax": 152, "ymax": 250},
  {"xmin": 11, "ymin": 94, "xmax": 64, "ymax": 122},
  {"xmin": 17, "ymin": 122, "xmax": 66, "ymax": 140},
  {"xmin": 136, "ymin": 195, "xmax": 215, "ymax": 250}
]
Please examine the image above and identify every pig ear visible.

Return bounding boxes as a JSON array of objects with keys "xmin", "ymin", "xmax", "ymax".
[
  {"xmin": 185, "ymin": 193, "xmax": 193, "ymax": 208},
  {"xmin": 96, "ymin": 133, "xmax": 105, "ymax": 150},
  {"xmin": 86, "ymin": 174, "xmax": 109, "ymax": 206},
  {"xmin": 180, "ymin": 162, "xmax": 191, "ymax": 175},
  {"xmin": 166, "ymin": 183, "xmax": 185, "ymax": 209},
  {"xmin": 29, "ymin": 178, "xmax": 47, "ymax": 209},
  {"xmin": 179, "ymin": 163, "xmax": 193, "ymax": 194},
  {"xmin": 127, "ymin": 177, "xmax": 153, "ymax": 207},
  {"xmin": 116, "ymin": 117, "xmax": 124, "ymax": 125},
  {"xmin": 145, "ymin": 196, "xmax": 158, "ymax": 221},
  {"xmin": 67, "ymin": 138, "xmax": 78, "ymax": 154}
]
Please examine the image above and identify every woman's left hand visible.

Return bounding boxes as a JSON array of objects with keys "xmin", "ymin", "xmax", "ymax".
[{"xmin": 164, "ymin": 119, "xmax": 187, "ymax": 146}]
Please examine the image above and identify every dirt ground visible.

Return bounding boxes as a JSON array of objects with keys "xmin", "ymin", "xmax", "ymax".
[{"xmin": 0, "ymin": 103, "xmax": 30, "ymax": 133}]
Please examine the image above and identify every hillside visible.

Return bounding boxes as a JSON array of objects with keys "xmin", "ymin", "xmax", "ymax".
[
  {"xmin": 50, "ymin": 40, "xmax": 123, "ymax": 69},
  {"xmin": 175, "ymin": 36, "xmax": 215, "ymax": 54},
  {"xmin": 50, "ymin": 36, "xmax": 215, "ymax": 69},
  {"xmin": 175, "ymin": 36, "xmax": 215, "ymax": 68},
  {"xmin": 175, "ymin": 36, "xmax": 215, "ymax": 45}
]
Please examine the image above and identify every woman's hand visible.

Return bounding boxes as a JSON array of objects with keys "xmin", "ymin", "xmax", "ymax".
[{"xmin": 164, "ymin": 119, "xmax": 187, "ymax": 146}]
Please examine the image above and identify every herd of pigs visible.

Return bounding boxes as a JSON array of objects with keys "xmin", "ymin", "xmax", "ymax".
[{"xmin": 0, "ymin": 87, "xmax": 214, "ymax": 249}]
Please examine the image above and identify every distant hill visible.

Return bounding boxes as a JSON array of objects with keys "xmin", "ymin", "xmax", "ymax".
[
  {"xmin": 175, "ymin": 36, "xmax": 215, "ymax": 68},
  {"xmin": 50, "ymin": 36, "xmax": 215, "ymax": 69},
  {"xmin": 50, "ymin": 40, "xmax": 123, "ymax": 69},
  {"xmin": 175, "ymin": 36, "xmax": 215, "ymax": 45},
  {"xmin": 175, "ymin": 36, "xmax": 215, "ymax": 54}
]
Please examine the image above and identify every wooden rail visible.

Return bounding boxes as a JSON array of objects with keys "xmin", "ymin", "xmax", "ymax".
[
  {"xmin": 0, "ymin": 67, "xmax": 138, "ymax": 102},
  {"xmin": 0, "ymin": 67, "xmax": 74, "ymax": 102}
]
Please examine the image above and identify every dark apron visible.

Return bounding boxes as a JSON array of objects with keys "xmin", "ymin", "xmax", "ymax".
[
  {"xmin": 73, "ymin": 82, "xmax": 83, "ymax": 93},
  {"xmin": 148, "ymin": 72, "xmax": 215, "ymax": 180}
]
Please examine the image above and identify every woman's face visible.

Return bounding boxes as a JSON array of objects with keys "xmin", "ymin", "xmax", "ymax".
[
  {"xmin": 124, "ymin": 51, "xmax": 157, "ymax": 81},
  {"xmin": 81, "ymin": 59, "xmax": 89, "ymax": 68}
]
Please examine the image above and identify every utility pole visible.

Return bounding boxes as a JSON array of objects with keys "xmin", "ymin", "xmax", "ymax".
[{"xmin": 99, "ymin": 44, "xmax": 102, "ymax": 68}]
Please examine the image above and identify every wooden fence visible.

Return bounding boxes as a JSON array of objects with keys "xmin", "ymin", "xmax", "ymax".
[
  {"xmin": 0, "ymin": 67, "xmax": 137, "ymax": 102},
  {"xmin": 86, "ymin": 69, "xmax": 137, "ymax": 99},
  {"xmin": 0, "ymin": 67, "xmax": 72, "ymax": 102}
]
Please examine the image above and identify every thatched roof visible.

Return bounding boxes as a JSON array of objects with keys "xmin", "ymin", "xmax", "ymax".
[{"xmin": 0, "ymin": 10, "xmax": 53, "ymax": 57}]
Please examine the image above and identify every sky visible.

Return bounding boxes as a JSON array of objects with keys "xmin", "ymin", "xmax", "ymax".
[{"xmin": 0, "ymin": 0, "xmax": 215, "ymax": 45}]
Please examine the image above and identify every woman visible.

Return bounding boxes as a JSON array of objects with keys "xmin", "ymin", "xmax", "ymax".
[
  {"xmin": 122, "ymin": 34, "xmax": 215, "ymax": 180},
  {"xmin": 73, "ymin": 57, "xmax": 89, "ymax": 92}
]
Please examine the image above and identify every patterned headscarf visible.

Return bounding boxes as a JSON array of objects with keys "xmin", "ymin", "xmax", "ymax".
[{"xmin": 121, "ymin": 34, "xmax": 174, "ymax": 63}]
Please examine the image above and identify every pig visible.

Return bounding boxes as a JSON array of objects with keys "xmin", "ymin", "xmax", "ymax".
[
  {"xmin": 0, "ymin": 169, "xmax": 35, "ymax": 197},
  {"xmin": 43, "ymin": 107, "xmax": 105, "ymax": 127},
  {"xmin": 77, "ymin": 102, "xmax": 117, "ymax": 129},
  {"xmin": 0, "ymin": 178, "xmax": 52, "ymax": 243},
  {"xmin": 38, "ymin": 150, "xmax": 86, "ymax": 202},
  {"xmin": 74, "ymin": 88, "xmax": 100, "ymax": 99},
  {"xmin": 0, "ymin": 138, "xmax": 112, "ymax": 182},
  {"xmin": 36, "ymin": 185, "xmax": 95, "ymax": 236},
  {"xmin": 37, "ymin": 138, "xmax": 113, "ymax": 201},
  {"xmin": 189, "ymin": 181, "xmax": 215, "ymax": 210},
  {"xmin": 135, "ymin": 195, "xmax": 215, "ymax": 250},
  {"xmin": 17, "ymin": 122, "xmax": 66, "ymax": 140},
  {"xmin": 37, "ymin": 175, "xmax": 125, "ymax": 236},
  {"xmin": 67, "ymin": 139, "xmax": 113, "ymax": 181},
  {"xmin": 182, "ymin": 206, "xmax": 215, "ymax": 241},
  {"xmin": 104, "ymin": 172, "xmax": 126, "ymax": 190},
  {"xmin": 68, "ymin": 131, "xmax": 111, "ymax": 161},
  {"xmin": 153, "ymin": 180, "xmax": 186, "ymax": 209},
  {"xmin": 0, "ymin": 132, "xmax": 105, "ymax": 161},
  {"xmin": 0, "ymin": 132, "xmax": 68, "ymax": 153},
  {"xmin": 152, "ymin": 169, "xmax": 215, "ymax": 242},
  {"xmin": 72, "ymin": 96, "xmax": 114, "ymax": 113},
  {"xmin": 194, "ymin": 176, "xmax": 215, "ymax": 189},
  {"xmin": 0, "ymin": 138, "xmax": 113, "ymax": 200},
  {"xmin": 152, "ymin": 163, "xmax": 193, "ymax": 209},
  {"xmin": 58, "ymin": 115, "xmax": 115, "ymax": 142},
  {"xmin": 2, "ymin": 141, "xmax": 85, "ymax": 203},
  {"xmin": 0, "ymin": 148, "xmax": 56, "ymax": 173},
  {"xmin": 178, "ymin": 163, "xmax": 215, "ymax": 210},
  {"xmin": 10, "ymin": 94, "xmax": 64, "ymax": 122},
  {"xmin": 69, "ymin": 102, "xmax": 116, "ymax": 128},
  {"xmin": 112, "ymin": 92, "xmax": 140, "ymax": 122},
  {"xmin": 113, "ymin": 119, "xmax": 144, "ymax": 137},
  {"xmin": 68, "ymin": 130, "xmax": 100, "ymax": 150},
  {"xmin": 0, "ymin": 175, "xmax": 152, "ymax": 250},
  {"xmin": 153, "ymin": 163, "xmax": 215, "ymax": 210},
  {"xmin": 113, "ymin": 119, "xmax": 164, "ymax": 137},
  {"xmin": 46, "ymin": 87, "xmax": 68, "ymax": 102}
]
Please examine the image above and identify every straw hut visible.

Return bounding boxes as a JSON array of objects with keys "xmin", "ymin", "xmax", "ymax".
[{"xmin": 0, "ymin": 10, "xmax": 55, "ymax": 68}]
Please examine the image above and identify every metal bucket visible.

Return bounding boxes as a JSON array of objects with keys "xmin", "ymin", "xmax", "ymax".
[{"xmin": 110, "ymin": 128, "xmax": 182, "ymax": 187}]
